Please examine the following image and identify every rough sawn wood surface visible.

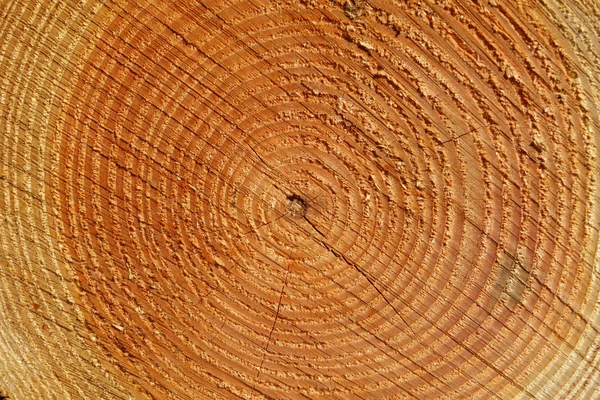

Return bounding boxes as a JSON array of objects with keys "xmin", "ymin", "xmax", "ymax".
[{"xmin": 1, "ymin": 0, "xmax": 600, "ymax": 399}]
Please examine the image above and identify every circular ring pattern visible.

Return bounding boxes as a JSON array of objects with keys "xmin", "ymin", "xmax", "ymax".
[{"xmin": 1, "ymin": 0, "xmax": 600, "ymax": 399}]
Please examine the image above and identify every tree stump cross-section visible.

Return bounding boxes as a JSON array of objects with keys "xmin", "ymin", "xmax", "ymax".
[{"xmin": 1, "ymin": 0, "xmax": 600, "ymax": 399}]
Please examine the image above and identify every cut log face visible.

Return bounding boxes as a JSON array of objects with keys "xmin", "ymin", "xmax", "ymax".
[{"xmin": 1, "ymin": 0, "xmax": 600, "ymax": 399}]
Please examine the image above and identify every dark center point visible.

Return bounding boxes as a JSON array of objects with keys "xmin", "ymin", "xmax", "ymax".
[{"xmin": 287, "ymin": 195, "xmax": 307, "ymax": 218}]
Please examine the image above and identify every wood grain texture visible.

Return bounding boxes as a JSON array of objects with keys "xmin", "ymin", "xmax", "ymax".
[{"xmin": 1, "ymin": 0, "xmax": 600, "ymax": 399}]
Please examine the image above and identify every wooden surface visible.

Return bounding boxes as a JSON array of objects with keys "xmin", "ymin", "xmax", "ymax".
[{"xmin": 1, "ymin": 0, "xmax": 600, "ymax": 398}]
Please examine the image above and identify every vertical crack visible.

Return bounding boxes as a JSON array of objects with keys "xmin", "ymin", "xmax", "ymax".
[{"xmin": 253, "ymin": 264, "xmax": 290, "ymax": 394}]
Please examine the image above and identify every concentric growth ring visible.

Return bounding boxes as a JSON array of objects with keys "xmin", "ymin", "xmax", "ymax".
[{"xmin": 1, "ymin": 0, "xmax": 599, "ymax": 399}]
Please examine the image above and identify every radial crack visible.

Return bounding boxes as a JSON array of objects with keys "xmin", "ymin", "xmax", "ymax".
[
  {"xmin": 254, "ymin": 264, "xmax": 290, "ymax": 392},
  {"xmin": 303, "ymin": 217, "xmax": 413, "ymax": 334}
]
